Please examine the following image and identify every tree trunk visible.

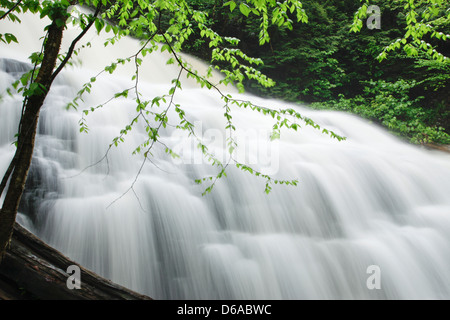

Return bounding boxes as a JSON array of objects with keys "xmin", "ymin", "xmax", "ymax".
[
  {"xmin": 0, "ymin": 19, "xmax": 65, "ymax": 260},
  {"xmin": 0, "ymin": 223, "xmax": 152, "ymax": 300}
]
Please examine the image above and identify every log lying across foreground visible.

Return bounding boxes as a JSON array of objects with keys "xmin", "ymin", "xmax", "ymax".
[{"xmin": 0, "ymin": 223, "xmax": 152, "ymax": 300}]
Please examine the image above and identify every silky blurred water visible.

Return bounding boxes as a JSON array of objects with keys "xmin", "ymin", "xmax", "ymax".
[{"xmin": 1, "ymin": 9, "xmax": 450, "ymax": 299}]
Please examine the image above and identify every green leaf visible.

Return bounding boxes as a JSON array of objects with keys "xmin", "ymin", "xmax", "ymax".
[
  {"xmin": 223, "ymin": 1, "xmax": 237, "ymax": 12},
  {"xmin": 239, "ymin": 3, "xmax": 251, "ymax": 17},
  {"xmin": 95, "ymin": 19, "xmax": 104, "ymax": 34},
  {"xmin": 24, "ymin": 82, "xmax": 46, "ymax": 97},
  {"xmin": 4, "ymin": 33, "xmax": 18, "ymax": 44}
]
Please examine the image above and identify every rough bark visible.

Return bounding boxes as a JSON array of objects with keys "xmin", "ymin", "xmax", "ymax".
[
  {"xmin": 0, "ymin": 18, "xmax": 65, "ymax": 260},
  {"xmin": 0, "ymin": 223, "xmax": 152, "ymax": 300},
  {"xmin": 0, "ymin": 1, "xmax": 101, "ymax": 262},
  {"xmin": 0, "ymin": 3, "xmax": 153, "ymax": 300}
]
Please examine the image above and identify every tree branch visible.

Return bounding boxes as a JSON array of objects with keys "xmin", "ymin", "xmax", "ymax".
[
  {"xmin": 0, "ymin": 0, "xmax": 23, "ymax": 21},
  {"xmin": 50, "ymin": 4, "xmax": 102, "ymax": 84},
  {"xmin": 0, "ymin": 28, "xmax": 48, "ymax": 199}
]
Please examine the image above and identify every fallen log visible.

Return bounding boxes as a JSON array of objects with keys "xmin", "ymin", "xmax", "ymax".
[{"xmin": 0, "ymin": 223, "xmax": 152, "ymax": 300}]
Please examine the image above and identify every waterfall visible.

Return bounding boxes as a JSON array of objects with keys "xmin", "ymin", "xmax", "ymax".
[{"xmin": 1, "ymin": 10, "xmax": 450, "ymax": 300}]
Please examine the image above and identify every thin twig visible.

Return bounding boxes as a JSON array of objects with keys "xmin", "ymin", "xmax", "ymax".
[{"xmin": 106, "ymin": 66, "xmax": 184, "ymax": 210}]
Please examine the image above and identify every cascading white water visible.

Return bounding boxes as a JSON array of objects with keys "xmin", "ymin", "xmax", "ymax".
[{"xmin": 1, "ymin": 9, "xmax": 450, "ymax": 300}]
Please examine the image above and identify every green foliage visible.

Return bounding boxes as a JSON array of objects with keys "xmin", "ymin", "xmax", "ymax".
[
  {"xmin": 181, "ymin": 0, "xmax": 449, "ymax": 144},
  {"xmin": 311, "ymin": 79, "xmax": 450, "ymax": 144},
  {"xmin": 0, "ymin": 32, "xmax": 17, "ymax": 43},
  {"xmin": 3, "ymin": 0, "xmax": 348, "ymax": 196},
  {"xmin": 351, "ymin": 0, "xmax": 450, "ymax": 63},
  {"xmin": 5, "ymin": 0, "xmax": 447, "ymax": 200}
]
